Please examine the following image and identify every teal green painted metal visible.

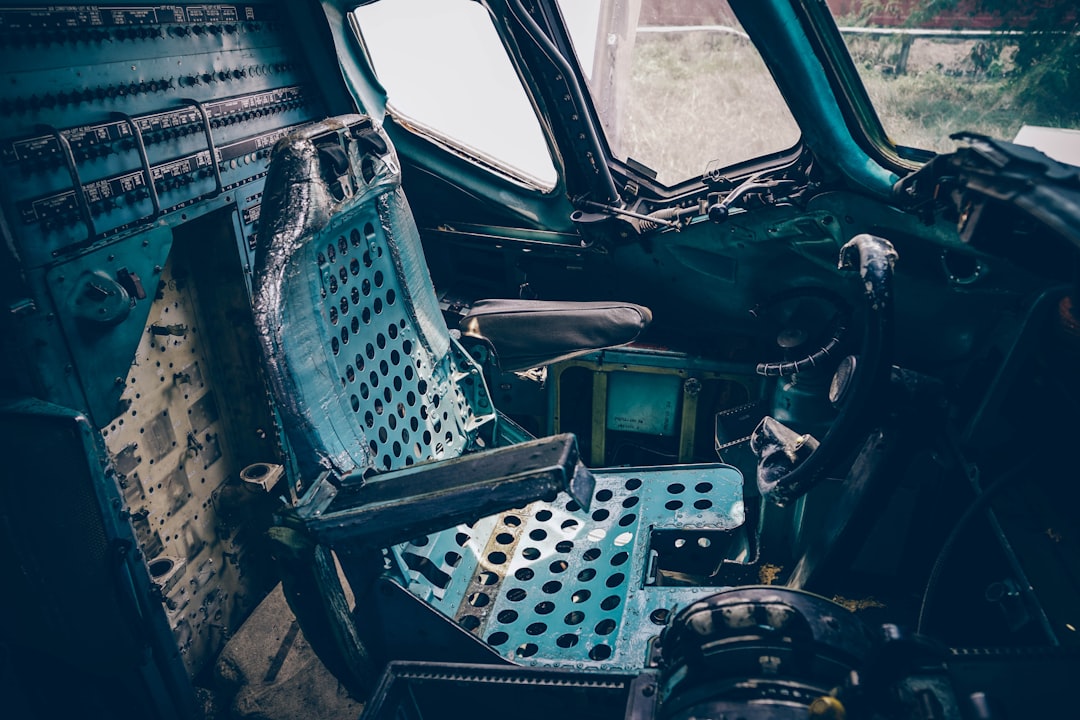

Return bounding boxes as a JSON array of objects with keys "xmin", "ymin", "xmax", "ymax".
[
  {"xmin": 41, "ymin": 224, "xmax": 173, "ymax": 426},
  {"xmin": 399, "ymin": 464, "xmax": 745, "ymax": 670},
  {"xmin": 734, "ymin": 0, "xmax": 897, "ymax": 198}
]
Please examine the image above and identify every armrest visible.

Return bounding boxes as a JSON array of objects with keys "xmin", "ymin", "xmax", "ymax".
[
  {"xmin": 298, "ymin": 433, "xmax": 594, "ymax": 548},
  {"xmin": 460, "ymin": 299, "xmax": 652, "ymax": 372}
]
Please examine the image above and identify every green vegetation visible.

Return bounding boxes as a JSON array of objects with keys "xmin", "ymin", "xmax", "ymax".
[
  {"xmin": 621, "ymin": 32, "xmax": 800, "ymax": 185},
  {"xmin": 616, "ymin": 26, "xmax": 1079, "ymax": 184}
]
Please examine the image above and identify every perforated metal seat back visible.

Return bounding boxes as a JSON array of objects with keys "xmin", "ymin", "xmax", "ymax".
[{"xmin": 254, "ymin": 116, "xmax": 494, "ymax": 483}]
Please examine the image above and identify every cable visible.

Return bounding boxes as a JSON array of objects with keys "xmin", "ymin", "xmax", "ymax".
[{"xmin": 915, "ymin": 462, "xmax": 1030, "ymax": 634}]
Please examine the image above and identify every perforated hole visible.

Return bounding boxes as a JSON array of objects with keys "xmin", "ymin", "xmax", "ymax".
[
  {"xmin": 467, "ymin": 592, "xmax": 490, "ymax": 608},
  {"xmin": 577, "ymin": 568, "xmax": 596, "ymax": 582},
  {"xmin": 455, "ymin": 532, "xmax": 470, "ymax": 546},
  {"xmin": 667, "ymin": 483, "xmax": 685, "ymax": 494},
  {"xmin": 595, "ymin": 489, "xmax": 613, "ymax": 502},
  {"xmin": 496, "ymin": 533, "xmax": 514, "ymax": 545},
  {"xmin": 589, "ymin": 644, "xmax": 613, "ymax": 660},
  {"xmin": 521, "ymin": 547, "xmax": 541, "ymax": 561},
  {"xmin": 665, "ymin": 500, "xmax": 683, "ymax": 510},
  {"xmin": 497, "ymin": 609, "xmax": 519, "ymax": 624},
  {"xmin": 535, "ymin": 509, "xmax": 553, "ymax": 522},
  {"xmin": 600, "ymin": 595, "xmax": 621, "ymax": 611},
  {"xmin": 488, "ymin": 631, "xmax": 509, "ymax": 646},
  {"xmin": 529, "ymin": 529, "xmax": 547, "ymax": 541},
  {"xmin": 506, "ymin": 588, "xmax": 527, "ymax": 602},
  {"xmin": 606, "ymin": 573, "xmax": 625, "ymax": 588},
  {"xmin": 595, "ymin": 619, "xmax": 616, "ymax": 635},
  {"xmin": 561, "ymin": 519, "xmax": 579, "ymax": 532},
  {"xmin": 556, "ymin": 634, "xmax": 579, "ymax": 648},
  {"xmin": 526, "ymin": 622, "xmax": 547, "ymax": 635},
  {"xmin": 542, "ymin": 581, "xmax": 563, "ymax": 594},
  {"xmin": 625, "ymin": 478, "xmax": 642, "ymax": 490},
  {"xmin": 477, "ymin": 571, "xmax": 498, "ymax": 586},
  {"xmin": 555, "ymin": 540, "xmax": 574, "ymax": 553},
  {"xmin": 610, "ymin": 552, "xmax": 629, "ymax": 567},
  {"xmin": 459, "ymin": 616, "xmax": 480, "ymax": 631},
  {"xmin": 622, "ymin": 495, "xmax": 640, "ymax": 508},
  {"xmin": 445, "ymin": 551, "xmax": 461, "ymax": 567},
  {"xmin": 571, "ymin": 589, "xmax": 591, "ymax": 603},
  {"xmin": 549, "ymin": 560, "xmax": 568, "ymax": 574},
  {"xmin": 613, "ymin": 532, "xmax": 633, "ymax": 547},
  {"xmin": 695, "ymin": 482, "xmax": 713, "ymax": 493},
  {"xmin": 693, "ymin": 499, "xmax": 713, "ymax": 510},
  {"xmin": 534, "ymin": 601, "xmax": 555, "ymax": 615},
  {"xmin": 618, "ymin": 514, "xmax": 637, "ymax": 527},
  {"xmin": 592, "ymin": 508, "xmax": 610, "ymax": 522},
  {"xmin": 583, "ymin": 549, "xmax": 602, "ymax": 562},
  {"xmin": 565, "ymin": 500, "xmax": 581, "ymax": 512},
  {"xmin": 564, "ymin": 611, "xmax": 585, "ymax": 626},
  {"xmin": 516, "ymin": 643, "xmax": 538, "ymax": 658},
  {"xmin": 515, "ymin": 568, "xmax": 534, "ymax": 581},
  {"xmin": 487, "ymin": 551, "xmax": 507, "ymax": 565},
  {"xmin": 650, "ymin": 608, "xmax": 671, "ymax": 625}
]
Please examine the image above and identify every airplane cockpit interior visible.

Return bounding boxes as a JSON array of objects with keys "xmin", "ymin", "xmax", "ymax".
[{"xmin": 1, "ymin": 1, "xmax": 1078, "ymax": 718}]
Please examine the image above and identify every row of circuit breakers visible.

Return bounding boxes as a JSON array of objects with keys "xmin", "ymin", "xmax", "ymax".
[{"xmin": 0, "ymin": 2, "xmax": 328, "ymax": 270}]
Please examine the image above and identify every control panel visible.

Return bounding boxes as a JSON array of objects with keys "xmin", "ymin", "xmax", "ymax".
[{"xmin": 0, "ymin": 3, "xmax": 326, "ymax": 268}]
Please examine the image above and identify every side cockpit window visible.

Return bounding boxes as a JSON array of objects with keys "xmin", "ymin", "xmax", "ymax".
[
  {"xmin": 828, "ymin": 1, "xmax": 1080, "ymax": 161},
  {"xmin": 352, "ymin": 0, "xmax": 559, "ymax": 190}
]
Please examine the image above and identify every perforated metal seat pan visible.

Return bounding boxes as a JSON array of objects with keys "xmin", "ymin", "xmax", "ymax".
[{"xmin": 397, "ymin": 464, "xmax": 745, "ymax": 670}]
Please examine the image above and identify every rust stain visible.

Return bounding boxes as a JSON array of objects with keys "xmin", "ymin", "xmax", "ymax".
[
  {"xmin": 832, "ymin": 595, "xmax": 886, "ymax": 612},
  {"xmin": 759, "ymin": 563, "xmax": 782, "ymax": 585}
]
